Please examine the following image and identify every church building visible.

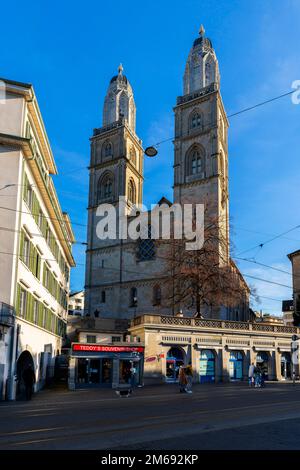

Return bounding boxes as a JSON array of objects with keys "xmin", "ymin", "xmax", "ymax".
[{"xmin": 84, "ymin": 26, "xmax": 250, "ymax": 322}]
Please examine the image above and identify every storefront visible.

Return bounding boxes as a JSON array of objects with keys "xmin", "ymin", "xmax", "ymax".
[
  {"xmin": 229, "ymin": 351, "xmax": 243, "ymax": 381},
  {"xmin": 69, "ymin": 343, "xmax": 144, "ymax": 389}
]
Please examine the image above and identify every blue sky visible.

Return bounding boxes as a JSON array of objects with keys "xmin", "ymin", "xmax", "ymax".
[{"xmin": 2, "ymin": 0, "xmax": 300, "ymax": 314}]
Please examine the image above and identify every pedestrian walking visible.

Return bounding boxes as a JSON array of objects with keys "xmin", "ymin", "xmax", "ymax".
[
  {"xmin": 185, "ymin": 362, "xmax": 193, "ymax": 394},
  {"xmin": 22, "ymin": 364, "xmax": 35, "ymax": 400},
  {"xmin": 178, "ymin": 365, "xmax": 187, "ymax": 393},
  {"xmin": 248, "ymin": 362, "xmax": 255, "ymax": 387},
  {"xmin": 254, "ymin": 366, "xmax": 262, "ymax": 388}
]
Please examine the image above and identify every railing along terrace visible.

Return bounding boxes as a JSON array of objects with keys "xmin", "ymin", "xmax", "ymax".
[{"xmin": 132, "ymin": 315, "xmax": 299, "ymax": 334}]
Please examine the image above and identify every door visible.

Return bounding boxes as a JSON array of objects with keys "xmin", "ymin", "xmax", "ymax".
[
  {"xmin": 229, "ymin": 351, "xmax": 243, "ymax": 380},
  {"xmin": 199, "ymin": 350, "xmax": 215, "ymax": 383}
]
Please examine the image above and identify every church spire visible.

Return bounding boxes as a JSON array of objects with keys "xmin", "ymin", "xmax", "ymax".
[
  {"xmin": 199, "ymin": 24, "xmax": 205, "ymax": 36},
  {"xmin": 183, "ymin": 26, "xmax": 220, "ymax": 95},
  {"xmin": 102, "ymin": 64, "xmax": 136, "ymax": 132}
]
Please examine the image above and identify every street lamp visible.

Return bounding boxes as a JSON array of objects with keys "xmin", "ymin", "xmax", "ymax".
[{"xmin": 144, "ymin": 146, "xmax": 158, "ymax": 157}]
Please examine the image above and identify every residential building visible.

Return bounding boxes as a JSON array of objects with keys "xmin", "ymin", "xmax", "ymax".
[
  {"xmin": 0, "ymin": 78, "xmax": 75, "ymax": 399},
  {"xmin": 282, "ymin": 300, "xmax": 294, "ymax": 326},
  {"xmin": 68, "ymin": 290, "xmax": 84, "ymax": 316}
]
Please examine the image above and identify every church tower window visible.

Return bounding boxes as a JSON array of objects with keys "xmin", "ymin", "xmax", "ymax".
[
  {"xmin": 190, "ymin": 111, "xmax": 202, "ymax": 129},
  {"xmin": 127, "ymin": 179, "xmax": 136, "ymax": 204},
  {"xmin": 137, "ymin": 225, "xmax": 155, "ymax": 261},
  {"xmin": 102, "ymin": 141, "xmax": 113, "ymax": 159},
  {"xmin": 129, "ymin": 146, "xmax": 137, "ymax": 166},
  {"xmin": 153, "ymin": 285, "xmax": 161, "ymax": 306},
  {"xmin": 98, "ymin": 173, "xmax": 114, "ymax": 202},
  {"xmin": 186, "ymin": 146, "xmax": 205, "ymax": 177},
  {"xmin": 130, "ymin": 287, "xmax": 137, "ymax": 307}
]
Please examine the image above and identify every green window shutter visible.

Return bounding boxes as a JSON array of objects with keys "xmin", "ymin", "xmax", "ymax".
[
  {"xmin": 19, "ymin": 230, "xmax": 24, "ymax": 262},
  {"xmin": 37, "ymin": 254, "xmax": 41, "ymax": 280},
  {"xmin": 25, "ymin": 291, "xmax": 30, "ymax": 321},
  {"xmin": 15, "ymin": 284, "xmax": 21, "ymax": 315}
]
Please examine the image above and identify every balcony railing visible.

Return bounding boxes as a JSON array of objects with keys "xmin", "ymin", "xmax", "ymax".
[
  {"xmin": 132, "ymin": 314, "xmax": 299, "ymax": 334},
  {"xmin": 0, "ymin": 302, "xmax": 15, "ymax": 327}
]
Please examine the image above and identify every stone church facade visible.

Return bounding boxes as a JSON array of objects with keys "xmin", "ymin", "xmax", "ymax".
[{"xmin": 84, "ymin": 27, "xmax": 249, "ymax": 321}]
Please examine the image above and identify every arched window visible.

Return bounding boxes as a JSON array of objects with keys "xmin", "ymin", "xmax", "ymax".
[
  {"xmin": 130, "ymin": 287, "xmax": 137, "ymax": 307},
  {"xmin": 129, "ymin": 146, "xmax": 136, "ymax": 166},
  {"xmin": 127, "ymin": 179, "xmax": 136, "ymax": 204},
  {"xmin": 97, "ymin": 173, "xmax": 114, "ymax": 202},
  {"xmin": 102, "ymin": 141, "xmax": 113, "ymax": 159},
  {"xmin": 186, "ymin": 146, "xmax": 205, "ymax": 177},
  {"xmin": 138, "ymin": 225, "xmax": 155, "ymax": 261},
  {"xmin": 190, "ymin": 112, "xmax": 202, "ymax": 129},
  {"xmin": 153, "ymin": 285, "xmax": 161, "ymax": 306}
]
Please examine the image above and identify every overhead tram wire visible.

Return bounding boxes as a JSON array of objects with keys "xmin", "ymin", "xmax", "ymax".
[
  {"xmin": 241, "ymin": 273, "xmax": 292, "ymax": 289},
  {"xmin": 236, "ymin": 223, "xmax": 300, "ymax": 257},
  {"xmin": 0, "ymin": 225, "xmax": 88, "ymax": 246},
  {"xmin": 232, "ymin": 256, "xmax": 300, "ymax": 278},
  {"xmin": 0, "ymin": 248, "xmax": 294, "ymax": 290},
  {"xmin": 145, "ymin": 89, "xmax": 296, "ymax": 151}
]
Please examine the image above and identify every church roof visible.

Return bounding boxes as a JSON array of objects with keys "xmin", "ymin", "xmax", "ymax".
[
  {"xmin": 110, "ymin": 74, "xmax": 128, "ymax": 85},
  {"xmin": 193, "ymin": 36, "xmax": 213, "ymax": 49},
  {"xmin": 157, "ymin": 196, "xmax": 172, "ymax": 207}
]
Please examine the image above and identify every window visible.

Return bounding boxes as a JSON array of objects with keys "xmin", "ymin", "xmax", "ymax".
[
  {"xmin": 26, "ymin": 185, "xmax": 33, "ymax": 210},
  {"xmin": 127, "ymin": 179, "xmax": 136, "ymax": 204},
  {"xmin": 153, "ymin": 285, "xmax": 161, "ymax": 306},
  {"xmin": 20, "ymin": 289, "xmax": 27, "ymax": 318},
  {"xmin": 102, "ymin": 141, "xmax": 113, "ymax": 158},
  {"xmin": 191, "ymin": 150, "xmax": 202, "ymax": 175},
  {"xmin": 191, "ymin": 112, "xmax": 202, "ymax": 129},
  {"xmin": 137, "ymin": 225, "xmax": 155, "ymax": 261},
  {"xmin": 186, "ymin": 146, "xmax": 205, "ymax": 178},
  {"xmin": 101, "ymin": 291, "xmax": 106, "ymax": 303},
  {"xmin": 130, "ymin": 287, "xmax": 137, "ymax": 307},
  {"xmin": 87, "ymin": 335, "xmax": 96, "ymax": 344},
  {"xmin": 129, "ymin": 146, "xmax": 136, "ymax": 166},
  {"xmin": 97, "ymin": 173, "xmax": 114, "ymax": 202},
  {"xmin": 23, "ymin": 236, "xmax": 30, "ymax": 267},
  {"xmin": 112, "ymin": 336, "xmax": 121, "ymax": 343}
]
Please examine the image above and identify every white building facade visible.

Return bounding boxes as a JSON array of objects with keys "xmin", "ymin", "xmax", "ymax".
[{"xmin": 0, "ymin": 78, "xmax": 75, "ymax": 400}]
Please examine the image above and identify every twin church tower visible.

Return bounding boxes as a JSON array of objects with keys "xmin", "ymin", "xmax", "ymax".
[{"xmin": 84, "ymin": 26, "xmax": 246, "ymax": 320}]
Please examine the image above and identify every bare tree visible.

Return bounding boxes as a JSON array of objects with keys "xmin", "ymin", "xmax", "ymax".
[{"xmin": 160, "ymin": 204, "xmax": 250, "ymax": 319}]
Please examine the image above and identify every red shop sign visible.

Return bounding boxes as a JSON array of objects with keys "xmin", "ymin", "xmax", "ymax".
[{"xmin": 72, "ymin": 344, "xmax": 144, "ymax": 353}]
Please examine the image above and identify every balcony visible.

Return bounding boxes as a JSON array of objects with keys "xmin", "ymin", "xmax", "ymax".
[{"xmin": 0, "ymin": 302, "xmax": 15, "ymax": 327}]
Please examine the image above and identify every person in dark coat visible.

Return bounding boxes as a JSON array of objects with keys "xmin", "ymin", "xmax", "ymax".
[{"xmin": 22, "ymin": 364, "xmax": 35, "ymax": 400}]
